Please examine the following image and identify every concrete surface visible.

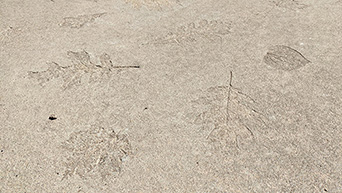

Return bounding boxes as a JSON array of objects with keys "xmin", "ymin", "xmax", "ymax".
[{"xmin": 1, "ymin": 0, "xmax": 341, "ymax": 192}]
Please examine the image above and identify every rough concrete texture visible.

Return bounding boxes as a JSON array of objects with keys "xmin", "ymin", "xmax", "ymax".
[{"xmin": 1, "ymin": 0, "xmax": 341, "ymax": 192}]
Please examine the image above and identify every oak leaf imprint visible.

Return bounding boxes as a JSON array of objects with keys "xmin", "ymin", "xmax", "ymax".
[
  {"xmin": 28, "ymin": 62, "xmax": 70, "ymax": 87},
  {"xmin": 60, "ymin": 13, "xmax": 105, "ymax": 28},
  {"xmin": 62, "ymin": 126, "xmax": 131, "ymax": 180},
  {"xmin": 99, "ymin": 53, "xmax": 114, "ymax": 70},
  {"xmin": 28, "ymin": 51, "xmax": 100, "ymax": 89},
  {"xmin": 28, "ymin": 51, "xmax": 139, "ymax": 89},
  {"xmin": 264, "ymin": 45, "xmax": 310, "ymax": 71},
  {"xmin": 67, "ymin": 50, "xmax": 94, "ymax": 72}
]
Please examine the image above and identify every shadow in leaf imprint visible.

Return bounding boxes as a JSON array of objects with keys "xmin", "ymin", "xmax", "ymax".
[{"xmin": 264, "ymin": 45, "xmax": 310, "ymax": 71}]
